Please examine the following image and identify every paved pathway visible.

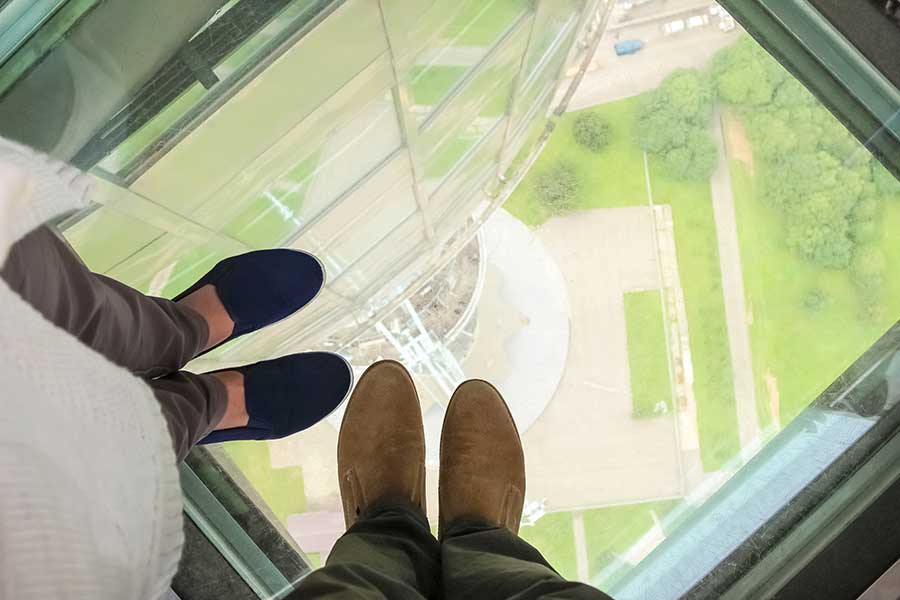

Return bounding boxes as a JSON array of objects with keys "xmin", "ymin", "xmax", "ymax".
[
  {"xmin": 526, "ymin": 207, "xmax": 683, "ymax": 509},
  {"xmin": 573, "ymin": 511, "xmax": 590, "ymax": 583},
  {"xmin": 710, "ymin": 109, "xmax": 759, "ymax": 448}
]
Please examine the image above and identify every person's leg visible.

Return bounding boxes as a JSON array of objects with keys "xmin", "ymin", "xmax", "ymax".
[
  {"xmin": 287, "ymin": 361, "xmax": 436, "ymax": 600},
  {"xmin": 441, "ymin": 520, "xmax": 610, "ymax": 600},
  {"xmin": 438, "ymin": 380, "xmax": 612, "ymax": 600},
  {"xmin": 148, "ymin": 370, "xmax": 230, "ymax": 462},
  {"xmin": 287, "ymin": 501, "xmax": 438, "ymax": 600},
  {"xmin": 1, "ymin": 225, "xmax": 208, "ymax": 378}
]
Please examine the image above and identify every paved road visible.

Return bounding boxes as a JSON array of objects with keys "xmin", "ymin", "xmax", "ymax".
[
  {"xmin": 567, "ymin": 20, "xmax": 740, "ymax": 109},
  {"xmin": 710, "ymin": 109, "xmax": 759, "ymax": 448}
]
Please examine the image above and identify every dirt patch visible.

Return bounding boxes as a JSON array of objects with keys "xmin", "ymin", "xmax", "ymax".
[
  {"xmin": 765, "ymin": 370, "xmax": 781, "ymax": 429},
  {"xmin": 723, "ymin": 111, "xmax": 754, "ymax": 175}
]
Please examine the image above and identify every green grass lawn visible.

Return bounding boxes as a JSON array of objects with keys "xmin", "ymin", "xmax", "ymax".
[
  {"xmin": 305, "ymin": 552, "xmax": 322, "ymax": 569},
  {"xmin": 583, "ymin": 500, "xmax": 679, "ymax": 586},
  {"xmin": 624, "ymin": 291, "xmax": 673, "ymax": 418},
  {"xmin": 519, "ymin": 501, "xmax": 682, "ymax": 586},
  {"xmin": 223, "ymin": 441, "xmax": 307, "ymax": 524},
  {"xmin": 519, "ymin": 511, "xmax": 578, "ymax": 579},
  {"xmin": 504, "ymin": 99, "xmax": 648, "ymax": 225},
  {"xmin": 730, "ymin": 157, "xmax": 900, "ymax": 426},
  {"xmin": 647, "ymin": 160, "xmax": 740, "ymax": 470}
]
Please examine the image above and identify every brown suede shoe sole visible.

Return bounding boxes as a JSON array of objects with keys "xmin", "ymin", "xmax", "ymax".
[
  {"xmin": 438, "ymin": 379, "xmax": 525, "ymax": 539},
  {"xmin": 337, "ymin": 360, "xmax": 427, "ymax": 528}
]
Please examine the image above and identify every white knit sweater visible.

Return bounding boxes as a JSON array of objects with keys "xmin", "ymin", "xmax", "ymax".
[{"xmin": 0, "ymin": 139, "xmax": 183, "ymax": 600}]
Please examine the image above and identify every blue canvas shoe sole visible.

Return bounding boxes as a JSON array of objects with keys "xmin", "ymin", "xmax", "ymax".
[
  {"xmin": 198, "ymin": 352, "xmax": 354, "ymax": 444},
  {"xmin": 173, "ymin": 248, "xmax": 325, "ymax": 357}
]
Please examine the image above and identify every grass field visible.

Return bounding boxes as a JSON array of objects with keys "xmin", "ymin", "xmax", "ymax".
[
  {"xmin": 647, "ymin": 159, "xmax": 740, "ymax": 470},
  {"xmin": 624, "ymin": 291, "xmax": 673, "ymax": 418},
  {"xmin": 584, "ymin": 500, "xmax": 679, "ymax": 585},
  {"xmin": 730, "ymin": 156, "xmax": 900, "ymax": 426},
  {"xmin": 519, "ymin": 511, "xmax": 578, "ymax": 579},
  {"xmin": 224, "ymin": 442, "xmax": 307, "ymax": 523},
  {"xmin": 504, "ymin": 99, "xmax": 648, "ymax": 225},
  {"xmin": 505, "ymin": 98, "xmax": 740, "ymax": 470},
  {"xmin": 519, "ymin": 500, "xmax": 682, "ymax": 588}
]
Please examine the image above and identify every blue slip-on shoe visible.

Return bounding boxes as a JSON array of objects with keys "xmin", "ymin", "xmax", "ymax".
[
  {"xmin": 198, "ymin": 352, "xmax": 354, "ymax": 445},
  {"xmin": 173, "ymin": 248, "xmax": 325, "ymax": 357}
]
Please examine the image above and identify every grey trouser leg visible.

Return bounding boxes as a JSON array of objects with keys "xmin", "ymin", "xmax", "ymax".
[
  {"xmin": 1, "ymin": 225, "xmax": 228, "ymax": 460},
  {"xmin": 288, "ymin": 502, "xmax": 439, "ymax": 600},
  {"xmin": 442, "ymin": 520, "xmax": 612, "ymax": 600},
  {"xmin": 286, "ymin": 503, "xmax": 612, "ymax": 600}
]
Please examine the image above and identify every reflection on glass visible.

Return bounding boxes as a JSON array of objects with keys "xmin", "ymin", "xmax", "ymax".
[
  {"xmin": 521, "ymin": 0, "xmax": 585, "ymax": 79},
  {"xmin": 403, "ymin": 0, "xmax": 530, "ymax": 123},
  {"xmin": 215, "ymin": 88, "xmax": 402, "ymax": 248},
  {"xmin": 418, "ymin": 22, "xmax": 528, "ymax": 192},
  {"xmin": 128, "ymin": 0, "xmax": 389, "ymax": 215}
]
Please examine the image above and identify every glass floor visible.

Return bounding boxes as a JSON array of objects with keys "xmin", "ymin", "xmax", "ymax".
[
  {"xmin": 2, "ymin": 0, "xmax": 899, "ymax": 597},
  {"xmin": 205, "ymin": 7, "xmax": 900, "ymax": 592}
]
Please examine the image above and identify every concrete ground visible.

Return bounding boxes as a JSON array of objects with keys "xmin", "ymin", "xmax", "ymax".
[
  {"xmin": 567, "ymin": 7, "xmax": 741, "ymax": 109},
  {"xmin": 709, "ymin": 110, "xmax": 759, "ymax": 451},
  {"xmin": 524, "ymin": 206, "xmax": 684, "ymax": 510},
  {"xmin": 462, "ymin": 208, "xmax": 571, "ymax": 434}
]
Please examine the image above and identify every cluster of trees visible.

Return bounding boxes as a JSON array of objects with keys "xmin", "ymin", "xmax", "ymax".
[
  {"xmin": 635, "ymin": 68, "xmax": 718, "ymax": 181},
  {"xmin": 711, "ymin": 36, "xmax": 900, "ymax": 318}
]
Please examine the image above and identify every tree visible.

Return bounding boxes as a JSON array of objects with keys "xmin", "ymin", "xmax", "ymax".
[
  {"xmin": 747, "ymin": 112, "xmax": 797, "ymax": 161},
  {"xmin": 802, "ymin": 288, "xmax": 827, "ymax": 312},
  {"xmin": 760, "ymin": 152, "xmax": 821, "ymax": 210},
  {"xmin": 572, "ymin": 112, "xmax": 611, "ymax": 152},
  {"xmin": 772, "ymin": 78, "xmax": 816, "ymax": 109},
  {"xmin": 656, "ymin": 68, "xmax": 715, "ymax": 125},
  {"xmin": 711, "ymin": 36, "xmax": 775, "ymax": 106},
  {"xmin": 534, "ymin": 161, "xmax": 579, "ymax": 214},
  {"xmin": 635, "ymin": 70, "xmax": 718, "ymax": 181},
  {"xmin": 873, "ymin": 162, "xmax": 900, "ymax": 197},
  {"xmin": 767, "ymin": 152, "xmax": 864, "ymax": 268},
  {"xmin": 635, "ymin": 105, "xmax": 691, "ymax": 154},
  {"xmin": 851, "ymin": 219, "xmax": 878, "ymax": 244},
  {"xmin": 659, "ymin": 128, "xmax": 718, "ymax": 181}
]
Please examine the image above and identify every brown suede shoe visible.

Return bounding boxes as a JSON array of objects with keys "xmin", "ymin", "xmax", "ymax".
[
  {"xmin": 438, "ymin": 379, "xmax": 525, "ymax": 539},
  {"xmin": 337, "ymin": 360, "xmax": 426, "ymax": 528}
]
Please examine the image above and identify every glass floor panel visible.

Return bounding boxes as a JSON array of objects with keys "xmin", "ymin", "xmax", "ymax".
[{"xmin": 3, "ymin": 0, "xmax": 899, "ymax": 596}]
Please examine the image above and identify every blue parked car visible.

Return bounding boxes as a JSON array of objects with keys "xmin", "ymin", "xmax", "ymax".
[{"xmin": 614, "ymin": 39, "xmax": 644, "ymax": 56}]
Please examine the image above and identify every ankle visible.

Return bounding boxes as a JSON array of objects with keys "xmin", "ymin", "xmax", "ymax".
[
  {"xmin": 211, "ymin": 370, "xmax": 248, "ymax": 430},
  {"xmin": 177, "ymin": 285, "xmax": 235, "ymax": 350}
]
